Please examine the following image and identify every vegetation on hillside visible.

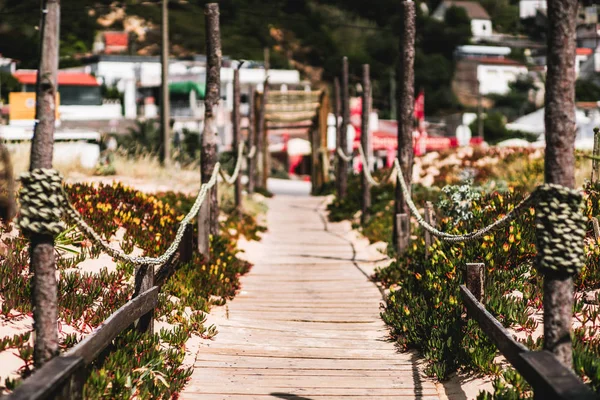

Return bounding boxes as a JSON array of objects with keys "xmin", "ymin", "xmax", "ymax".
[{"xmin": 0, "ymin": 0, "xmax": 525, "ymax": 117}]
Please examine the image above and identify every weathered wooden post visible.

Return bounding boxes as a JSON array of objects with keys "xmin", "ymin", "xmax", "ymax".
[
  {"xmin": 247, "ymin": 87, "xmax": 256, "ymax": 194},
  {"xmin": 133, "ymin": 264, "xmax": 154, "ymax": 334},
  {"xmin": 424, "ymin": 201, "xmax": 436, "ymax": 258},
  {"xmin": 310, "ymin": 105, "xmax": 320, "ymax": 195},
  {"xmin": 29, "ymin": 0, "xmax": 60, "ymax": 368},
  {"xmin": 465, "ymin": 263, "xmax": 485, "ymax": 303},
  {"xmin": 334, "ymin": 77, "xmax": 342, "ymax": 186},
  {"xmin": 338, "ymin": 57, "xmax": 350, "ymax": 198},
  {"xmin": 160, "ymin": 0, "xmax": 171, "ymax": 166},
  {"xmin": 542, "ymin": 0, "xmax": 579, "ymax": 369},
  {"xmin": 261, "ymin": 81, "xmax": 270, "ymax": 189},
  {"xmin": 592, "ymin": 127, "xmax": 600, "ymax": 183},
  {"xmin": 256, "ymin": 79, "xmax": 269, "ymax": 190},
  {"xmin": 198, "ymin": 2, "xmax": 221, "ymax": 259},
  {"xmin": 319, "ymin": 90, "xmax": 330, "ymax": 185},
  {"xmin": 393, "ymin": 0, "xmax": 416, "ymax": 253},
  {"xmin": 592, "ymin": 217, "xmax": 600, "ymax": 241},
  {"xmin": 232, "ymin": 64, "xmax": 242, "ymax": 210},
  {"xmin": 361, "ymin": 64, "xmax": 371, "ymax": 224}
]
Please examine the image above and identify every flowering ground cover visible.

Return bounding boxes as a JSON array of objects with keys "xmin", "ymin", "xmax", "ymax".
[
  {"xmin": 328, "ymin": 148, "xmax": 600, "ymax": 398},
  {"xmin": 0, "ymin": 182, "xmax": 265, "ymax": 398}
]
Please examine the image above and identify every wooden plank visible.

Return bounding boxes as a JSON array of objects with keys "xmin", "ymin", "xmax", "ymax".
[
  {"xmin": 520, "ymin": 351, "xmax": 597, "ymax": 400},
  {"xmin": 183, "ymin": 195, "xmax": 436, "ymax": 399},
  {"xmin": 460, "ymin": 285, "xmax": 596, "ymax": 399},
  {"xmin": 460, "ymin": 285, "xmax": 528, "ymax": 363},
  {"xmin": 7, "ymin": 356, "xmax": 84, "ymax": 400},
  {"xmin": 65, "ymin": 286, "xmax": 159, "ymax": 364}
]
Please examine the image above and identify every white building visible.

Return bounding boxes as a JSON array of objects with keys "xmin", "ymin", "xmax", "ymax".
[
  {"xmin": 68, "ymin": 55, "xmax": 301, "ymax": 119},
  {"xmin": 476, "ymin": 59, "xmax": 529, "ymax": 95},
  {"xmin": 519, "ymin": 0, "xmax": 547, "ymax": 19},
  {"xmin": 432, "ymin": 1, "xmax": 492, "ymax": 39},
  {"xmin": 453, "ymin": 46, "xmax": 528, "ymax": 104}
]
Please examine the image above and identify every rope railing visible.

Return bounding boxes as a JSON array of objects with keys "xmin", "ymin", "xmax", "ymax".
[
  {"xmin": 391, "ymin": 159, "xmax": 587, "ymax": 273},
  {"xmin": 336, "ymin": 147, "xmax": 353, "ymax": 162},
  {"xmin": 357, "ymin": 144, "xmax": 396, "ymax": 187},
  {"xmin": 18, "ymin": 163, "xmax": 222, "ymax": 267},
  {"xmin": 219, "ymin": 142, "xmax": 246, "ymax": 185},
  {"xmin": 392, "ymin": 159, "xmax": 535, "ymax": 242}
]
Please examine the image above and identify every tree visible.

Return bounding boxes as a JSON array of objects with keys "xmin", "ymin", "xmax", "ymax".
[
  {"xmin": 0, "ymin": 72, "xmax": 21, "ymax": 103},
  {"xmin": 543, "ymin": 0, "xmax": 578, "ymax": 368},
  {"xmin": 575, "ymin": 78, "xmax": 600, "ymax": 102}
]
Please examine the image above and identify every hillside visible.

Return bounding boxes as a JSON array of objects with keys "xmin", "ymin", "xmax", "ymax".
[{"xmin": 0, "ymin": 0, "xmax": 530, "ymax": 116}]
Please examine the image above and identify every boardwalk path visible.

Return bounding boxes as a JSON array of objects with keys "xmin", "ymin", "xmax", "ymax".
[{"xmin": 182, "ymin": 192, "xmax": 441, "ymax": 399}]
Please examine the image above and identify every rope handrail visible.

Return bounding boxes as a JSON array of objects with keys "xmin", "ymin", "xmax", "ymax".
[
  {"xmin": 219, "ymin": 142, "xmax": 245, "ymax": 184},
  {"xmin": 392, "ymin": 158, "xmax": 535, "ymax": 242},
  {"xmin": 357, "ymin": 144, "xmax": 396, "ymax": 187},
  {"xmin": 336, "ymin": 147, "xmax": 353, "ymax": 162},
  {"xmin": 247, "ymin": 145, "xmax": 257, "ymax": 159},
  {"xmin": 19, "ymin": 163, "xmax": 221, "ymax": 267}
]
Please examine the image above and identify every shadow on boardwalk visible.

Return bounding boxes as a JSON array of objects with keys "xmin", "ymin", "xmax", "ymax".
[{"xmin": 181, "ymin": 181, "xmax": 442, "ymax": 399}]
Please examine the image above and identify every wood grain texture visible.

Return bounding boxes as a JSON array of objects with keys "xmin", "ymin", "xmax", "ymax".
[
  {"xmin": 182, "ymin": 195, "xmax": 440, "ymax": 399},
  {"xmin": 65, "ymin": 287, "xmax": 159, "ymax": 364}
]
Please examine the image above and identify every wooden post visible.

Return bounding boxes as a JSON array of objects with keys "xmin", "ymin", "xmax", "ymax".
[
  {"xmin": 256, "ymin": 79, "xmax": 269, "ymax": 189},
  {"xmin": 361, "ymin": 64, "xmax": 371, "ymax": 225},
  {"xmin": 334, "ymin": 77, "xmax": 342, "ymax": 188},
  {"xmin": 339, "ymin": 57, "xmax": 350, "ymax": 198},
  {"xmin": 133, "ymin": 264, "xmax": 154, "ymax": 334},
  {"xmin": 310, "ymin": 110, "xmax": 319, "ymax": 195},
  {"xmin": 395, "ymin": 214, "xmax": 410, "ymax": 254},
  {"xmin": 261, "ymin": 82, "xmax": 270, "ymax": 189},
  {"xmin": 29, "ymin": 0, "xmax": 60, "ymax": 368},
  {"xmin": 592, "ymin": 217, "xmax": 600, "ymax": 241},
  {"xmin": 232, "ymin": 65, "xmax": 242, "ymax": 210},
  {"xmin": 247, "ymin": 87, "xmax": 256, "ymax": 194},
  {"xmin": 465, "ymin": 263, "xmax": 485, "ymax": 303},
  {"xmin": 424, "ymin": 201, "xmax": 436, "ymax": 258},
  {"xmin": 319, "ymin": 90, "xmax": 330, "ymax": 184},
  {"xmin": 542, "ymin": 0, "xmax": 578, "ymax": 369},
  {"xmin": 178, "ymin": 223, "xmax": 194, "ymax": 264},
  {"xmin": 160, "ymin": 0, "xmax": 171, "ymax": 166},
  {"xmin": 393, "ymin": 1, "xmax": 416, "ymax": 253},
  {"xmin": 201, "ymin": 2, "xmax": 221, "ymax": 238},
  {"xmin": 253, "ymin": 90, "xmax": 261, "ymax": 190},
  {"xmin": 592, "ymin": 127, "xmax": 600, "ymax": 183}
]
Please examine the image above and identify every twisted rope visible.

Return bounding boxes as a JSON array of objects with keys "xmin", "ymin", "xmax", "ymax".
[
  {"xmin": 392, "ymin": 159, "xmax": 535, "ymax": 242},
  {"xmin": 247, "ymin": 145, "xmax": 257, "ymax": 159},
  {"xmin": 220, "ymin": 142, "xmax": 245, "ymax": 185},
  {"xmin": 18, "ymin": 169, "xmax": 67, "ymax": 237},
  {"xmin": 19, "ymin": 164, "xmax": 220, "ymax": 266},
  {"xmin": 336, "ymin": 147, "xmax": 353, "ymax": 162},
  {"xmin": 63, "ymin": 163, "xmax": 220, "ymax": 266},
  {"xmin": 534, "ymin": 184, "xmax": 586, "ymax": 275},
  {"xmin": 357, "ymin": 144, "xmax": 396, "ymax": 187}
]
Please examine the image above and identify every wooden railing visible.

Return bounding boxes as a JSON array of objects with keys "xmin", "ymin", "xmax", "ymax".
[
  {"xmin": 460, "ymin": 263, "xmax": 597, "ymax": 400},
  {"xmin": 7, "ymin": 226, "xmax": 193, "ymax": 400}
]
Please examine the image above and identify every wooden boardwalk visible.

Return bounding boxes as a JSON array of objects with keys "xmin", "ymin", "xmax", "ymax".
[{"xmin": 182, "ymin": 195, "xmax": 441, "ymax": 399}]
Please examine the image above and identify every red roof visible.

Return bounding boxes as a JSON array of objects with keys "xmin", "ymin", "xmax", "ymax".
[
  {"xmin": 104, "ymin": 32, "xmax": 128, "ymax": 53},
  {"xmin": 13, "ymin": 71, "xmax": 99, "ymax": 86},
  {"xmin": 576, "ymin": 48, "xmax": 593, "ymax": 56}
]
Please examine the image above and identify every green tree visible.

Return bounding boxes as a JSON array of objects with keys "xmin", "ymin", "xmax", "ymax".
[
  {"xmin": 575, "ymin": 78, "xmax": 600, "ymax": 102},
  {"xmin": 0, "ymin": 71, "xmax": 21, "ymax": 103}
]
